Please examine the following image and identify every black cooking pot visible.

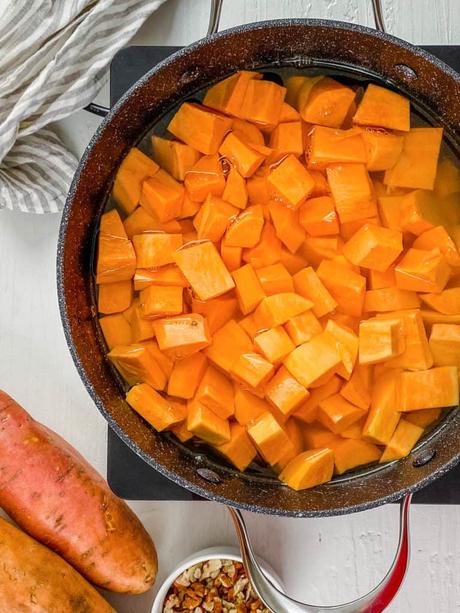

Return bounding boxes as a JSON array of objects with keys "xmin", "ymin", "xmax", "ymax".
[{"xmin": 57, "ymin": 8, "xmax": 460, "ymax": 519}]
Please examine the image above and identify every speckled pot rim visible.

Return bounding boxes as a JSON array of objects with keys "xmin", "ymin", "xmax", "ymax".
[{"xmin": 57, "ymin": 18, "xmax": 460, "ymax": 517}]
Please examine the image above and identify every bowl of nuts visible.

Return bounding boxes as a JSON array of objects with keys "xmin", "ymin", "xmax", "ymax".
[{"xmin": 151, "ymin": 546, "xmax": 283, "ymax": 612}]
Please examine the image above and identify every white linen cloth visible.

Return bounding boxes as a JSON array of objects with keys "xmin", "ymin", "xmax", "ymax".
[{"xmin": 0, "ymin": 0, "xmax": 165, "ymax": 213}]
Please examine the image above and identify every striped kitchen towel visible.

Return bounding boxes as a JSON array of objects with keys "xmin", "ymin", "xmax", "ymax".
[{"xmin": 0, "ymin": 0, "xmax": 165, "ymax": 214}]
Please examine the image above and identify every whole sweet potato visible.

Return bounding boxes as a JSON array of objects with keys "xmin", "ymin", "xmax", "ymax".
[
  {"xmin": 0, "ymin": 391, "xmax": 157, "ymax": 594},
  {"xmin": 0, "ymin": 517, "xmax": 115, "ymax": 613}
]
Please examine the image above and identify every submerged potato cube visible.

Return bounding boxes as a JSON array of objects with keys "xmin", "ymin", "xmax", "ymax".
[
  {"xmin": 126, "ymin": 383, "xmax": 184, "ymax": 431},
  {"xmin": 195, "ymin": 365, "xmax": 235, "ymax": 419},
  {"xmin": 284, "ymin": 331, "xmax": 342, "ymax": 387},
  {"xmin": 214, "ymin": 423, "xmax": 257, "ymax": 471},
  {"xmin": 247, "ymin": 411, "xmax": 294, "ymax": 466},
  {"xmin": 359, "ymin": 318, "xmax": 405, "ymax": 365},
  {"xmin": 279, "ymin": 448, "xmax": 334, "ymax": 490},
  {"xmin": 140, "ymin": 285, "xmax": 183, "ymax": 318},
  {"xmin": 380, "ymin": 419, "xmax": 423, "ymax": 463},
  {"xmin": 174, "ymin": 241, "xmax": 235, "ymax": 301},
  {"xmin": 265, "ymin": 366, "xmax": 308, "ymax": 416},
  {"xmin": 399, "ymin": 366, "xmax": 459, "ymax": 412},
  {"xmin": 96, "ymin": 210, "xmax": 137, "ymax": 284},
  {"xmin": 334, "ymin": 439, "xmax": 381, "ymax": 474},
  {"xmin": 108, "ymin": 343, "xmax": 166, "ymax": 390},
  {"xmin": 153, "ymin": 314, "xmax": 211, "ymax": 358},
  {"xmin": 317, "ymin": 394, "xmax": 367, "ymax": 434},
  {"xmin": 133, "ymin": 233, "xmax": 183, "ymax": 268},
  {"xmin": 187, "ymin": 399, "xmax": 231, "ymax": 445},
  {"xmin": 231, "ymin": 353, "xmax": 274, "ymax": 389}
]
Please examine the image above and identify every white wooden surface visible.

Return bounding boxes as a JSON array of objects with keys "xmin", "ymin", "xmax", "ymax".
[{"xmin": 1, "ymin": 1, "xmax": 460, "ymax": 611}]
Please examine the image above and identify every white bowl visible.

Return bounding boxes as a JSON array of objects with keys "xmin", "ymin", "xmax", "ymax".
[{"xmin": 151, "ymin": 545, "xmax": 283, "ymax": 612}]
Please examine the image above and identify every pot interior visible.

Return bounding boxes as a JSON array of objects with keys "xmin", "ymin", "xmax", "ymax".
[{"xmin": 59, "ymin": 20, "xmax": 460, "ymax": 516}]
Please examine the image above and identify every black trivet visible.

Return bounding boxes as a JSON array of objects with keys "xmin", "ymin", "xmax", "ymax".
[{"xmin": 107, "ymin": 44, "xmax": 460, "ymax": 502}]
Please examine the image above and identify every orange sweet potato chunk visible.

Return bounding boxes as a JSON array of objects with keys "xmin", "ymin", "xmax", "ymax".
[
  {"xmin": 364, "ymin": 287, "xmax": 420, "ymax": 312},
  {"xmin": 384, "ymin": 128, "xmax": 443, "ymax": 190},
  {"xmin": 280, "ymin": 448, "xmax": 334, "ymax": 490},
  {"xmin": 308, "ymin": 126, "xmax": 367, "ymax": 167},
  {"xmin": 247, "ymin": 411, "xmax": 294, "ymax": 466},
  {"xmin": 133, "ymin": 233, "xmax": 182, "ymax": 268},
  {"xmin": 214, "ymin": 423, "xmax": 257, "ymax": 471},
  {"xmin": 254, "ymin": 327, "xmax": 295, "ymax": 364},
  {"xmin": 316, "ymin": 259, "xmax": 366, "ymax": 318},
  {"xmin": 285, "ymin": 311, "xmax": 322, "ymax": 347},
  {"xmin": 429, "ymin": 324, "xmax": 460, "ymax": 367},
  {"xmin": 284, "ymin": 331, "xmax": 342, "ymax": 388},
  {"xmin": 334, "ymin": 439, "xmax": 381, "ymax": 474},
  {"xmin": 127, "ymin": 383, "xmax": 185, "ymax": 431},
  {"xmin": 299, "ymin": 77, "xmax": 356, "ymax": 128},
  {"xmin": 242, "ymin": 222, "xmax": 282, "ymax": 269},
  {"xmin": 340, "ymin": 366, "xmax": 371, "ymax": 410},
  {"xmin": 362, "ymin": 369, "xmax": 401, "ymax": 445},
  {"xmin": 342, "ymin": 223, "xmax": 403, "ymax": 272},
  {"xmin": 361, "ymin": 128, "xmax": 404, "ymax": 171},
  {"xmin": 299, "ymin": 196, "xmax": 339, "ymax": 236},
  {"xmin": 98, "ymin": 280, "xmax": 132, "ymax": 315},
  {"xmin": 134, "ymin": 266, "xmax": 189, "ymax": 291},
  {"xmin": 184, "ymin": 154, "xmax": 226, "ymax": 202},
  {"xmin": 219, "ymin": 131, "xmax": 266, "ymax": 178},
  {"xmin": 139, "ymin": 285, "xmax": 183, "ymax": 318},
  {"xmin": 205, "ymin": 319, "xmax": 253, "ymax": 373},
  {"xmin": 96, "ymin": 210, "xmax": 137, "ymax": 284},
  {"xmin": 203, "ymin": 70, "xmax": 262, "ymax": 116},
  {"xmin": 167, "ymin": 351, "xmax": 208, "ymax": 399},
  {"xmin": 113, "ymin": 147, "xmax": 159, "ymax": 215},
  {"xmin": 254, "ymin": 293, "xmax": 313, "ymax": 328},
  {"xmin": 108, "ymin": 343, "xmax": 167, "ymax": 390},
  {"xmin": 195, "ymin": 364, "xmax": 235, "ymax": 419},
  {"xmin": 239, "ymin": 79, "xmax": 286, "ymax": 127},
  {"xmin": 395, "ymin": 248, "xmax": 451, "ymax": 294},
  {"xmin": 267, "ymin": 155, "xmax": 315, "ymax": 209},
  {"xmin": 317, "ymin": 394, "xmax": 367, "ymax": 434},
  {"xmin": 174, "ymin": 241, "xmax": 235, "ymax": 301},
  {"xmin": 399, "ymin": 366, "xmax": 459, "ymax": 412},
  {"xmin": 268, "ymin": 201, "xmax": 306, "ymax": 253},
  {"xmin": 399, "ymin": 190, "xmax": 442, "ymax": 235},
  {"xmin": 234, "ymin": 387, "xmax": 270, "ymax": 426},
  {"xmin": 413, "ymin": 226, "xmax": 460, "ymax": 268},
  {"xmin": 151, "ymin": 135, "xmax": 201, "ymax": 181},
  {"xmin": 326, "ymin": 163, "xmax": 377, "ymax": 224},
  {"xmin": 232, "ymin": 264, "xmax": 265, "ymax": 315},
  {"xmin": 379, "ymin": 419, "xmax": 423, "ymax": 463},
  {"xmin": 196, "ymin": 195, "xmax": 238, "ymax": 242},
  {"xmin": 99, "ymin": 314, "xmax": 132, "ymax": 350},
  {"xmin": 168, "ymin": 102, "xmax": 232, "ymax": 154},
  {"xmin": 376, "ymin": 310, "xmax": 433, "ymax": 370},
  {"xmin": 187, "ymin": 400, "xmax": 231, "ymax": 445},
  {"xmin": 225, "ymin": 205, "xmax": 264, "ymax": 248},
  {"xmin": 222, "ymin": 167, "xmax": 248, "ymax": 209},
  {"xmin": 231, "ymin": 352, "xmax": 274, "ymax": 389},
  {"xmin": 256, "ymin": 263, "xmax": 293, "ymax": 295},
  {"xmin": 405, "ymin": 408, "xmax": 442, "ymax": 428},
  {"xmin": 268, "ymin": 121, "xmax": 304, "ymax": 159},
  {"xmin": 153, "ymin": 313, "xmax": 211, "ymax": 358},
  {"xmin": 191, "ymin": 294, "xmax": 238, "ymax": 334},
  {"xmin": 140, "ymin": 169, "xmax": 184, "ymax": 222},
  {"xmin": 353, "ymin": 84, "xmax": 410, "ymax": 131},
  {"xmin": 324, "ymin": 319, "xmax": 359, "ymax": 379},
  {"xmin": 421, "ymin": 288, "xmax": 460, "ymax": 315},
  {"xmin": 358, "ymin": 318, "xmax": 405, "ymax": 365},
  {"xmin": 124, "ymin": 206, "xmax": 181, "ymax": 239},
  {"xmin": 265, "ymin": 366, "xmax": 309, "ymax": 416},
  {"xmin": 293, "ymin": 267, "xmax": 337, "ymax": 318},
  {"xmin": 220, "ymin": 238, "xmax": 242, "ymax": 271}
]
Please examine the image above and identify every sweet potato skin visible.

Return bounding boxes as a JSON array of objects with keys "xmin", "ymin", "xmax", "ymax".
[
  {"xmin": 0, "ymin": 517, "xmax": 115, "ymax": 613},
  {"xmin": 0, "ymin": 391, "xmax": 157, "ymax": 594}
]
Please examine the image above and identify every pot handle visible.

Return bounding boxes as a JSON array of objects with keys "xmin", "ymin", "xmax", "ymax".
[
  {"xmin": 228, "ymin": 494, "xmax": 412, "ymax": 613},
  {"xmin": 84, "ymin": 0, "xmax": 386, "ymax": 117}
]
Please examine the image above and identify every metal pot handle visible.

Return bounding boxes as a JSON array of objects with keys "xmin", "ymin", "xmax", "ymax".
[
  {"xmin": 84, "ymin": 0, "xmax": 386, "ymax": 117},
  {"xmin": 228, "ymin": 494, "xmax": 412, "ymax": 613}
]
